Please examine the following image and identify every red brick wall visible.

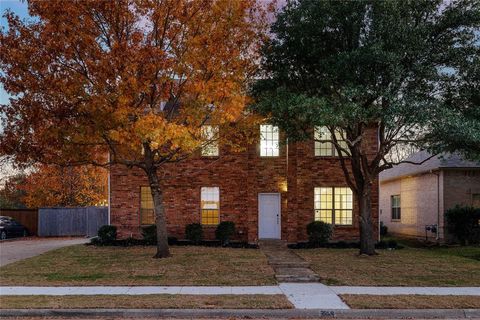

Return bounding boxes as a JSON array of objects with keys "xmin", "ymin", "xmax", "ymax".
[{"xmin": 110, "ymin": 127, "xmax": 379, "ymax": 243}]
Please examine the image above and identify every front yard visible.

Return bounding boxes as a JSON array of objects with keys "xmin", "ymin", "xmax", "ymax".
[
  {"xmin": 298, "ymin": 246, "xmax": 480, "ymax": 286},
  {"xmin": 0, "ymin": 245, "xmax": 276, "ymax": 286},
  {"xmin": 1, "ymin": 241, "xmax": 479, "ymax": 288},
  {"xmin": 0, "ymin": 294, "xmax": 292, "ymax": 309}
]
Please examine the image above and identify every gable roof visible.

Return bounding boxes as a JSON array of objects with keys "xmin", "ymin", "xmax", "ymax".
[{"xmin": 380, "ymin": 150, "xmax": 480, "ymax": 182}]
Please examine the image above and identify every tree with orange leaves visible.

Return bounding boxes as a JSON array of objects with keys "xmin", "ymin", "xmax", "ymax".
[
  {"xmin": 20, "ymin": 165, "xmax": 108, "ymax": 208},
  {"xmin": 0, "ymin": 0, "xmax": 268, "ymax": 258}
]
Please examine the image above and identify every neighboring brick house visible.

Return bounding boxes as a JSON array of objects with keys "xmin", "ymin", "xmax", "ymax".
[
  {"xmin": 109, "ymin": 125, "xmax": 379, "ymax": 243},
  {"xmin": 380, "ymin": 151, "xmax": 480, "ymax": 241}
]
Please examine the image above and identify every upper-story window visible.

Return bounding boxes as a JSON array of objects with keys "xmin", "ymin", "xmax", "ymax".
[
  {"xmin": 201, "ymin": 125, "xmax": 219, "ymax": 157},
  {"xmin": 260, "ymin": 124, "xmax": 279, "ymax": 157},
  {"xmin": 314, "ymin": 126, "xmax": 349, "ymax": 157}
]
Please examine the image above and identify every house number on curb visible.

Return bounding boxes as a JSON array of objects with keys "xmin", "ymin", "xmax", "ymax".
[{"xmin": 319, "ymin": 311, "xmax": 336, "ymax": 318}]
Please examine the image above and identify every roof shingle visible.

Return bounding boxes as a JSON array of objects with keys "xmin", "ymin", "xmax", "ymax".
[{"xmin": 380, "ymin": 150, "xmax": 480, "ymax": 182}]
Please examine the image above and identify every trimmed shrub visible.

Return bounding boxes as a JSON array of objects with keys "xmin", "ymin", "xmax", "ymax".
[
  {"xmin": 387, "ymin": 239, "xmax": 398, "ymax": 249},
  {"xmin": 306, "ymin": 221, "xmax": 333, "ymax": 246},
  {"xmin": 185, "ymin": 223, "xmax": 203, "ymax": 245},
  {"xmin": 97, "ymin": 225, "xmax": 117, "ymax": 244},
  {"xmin": 142, "ymin": 225, "xmax": 157, "ymax": 245},
  {"xmin": 168, "ymin": 237, "xmax": 178, "ymax": 245},
  {"xmin": 89, "ymin": 237, "xmax": 102, "ymax": 246},
  {"xmin": 124, "ymin": 237, "xmax": 139, "ymax": 246},
  {"xmin": 380, "ymin": 221, "xmax": 388, "ymax": 236},
  {"xmin": 445, "ymin": 205, "xmax": 480, "ymax": 245},
  {"xmin": 376, "ymin": 240, "xmax": 388, "ymax": 249},
  {"xmin": 215, "ymin": 221, "xmax": 235, "ymax": 245},
  {"xmin": 336, "ymin": 241, "xmax": 348, "ymax": 248}
]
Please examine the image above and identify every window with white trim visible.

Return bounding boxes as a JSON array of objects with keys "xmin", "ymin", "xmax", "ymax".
[
  {"xmin": 201, "ymin": 187, "xmax": 220, "ymax": 225},
  {"xmin": 391, "ymin": 195, "xmax": 401, "ymax": 220},
  {"xmin": 201, "ymin": 125, "xmax": 219, "ymax": 156},
  {"xmin": 260, "ymin": 124, "xmax": 279, "ymax": 157},
  {"xmin": 314, "ymin": 126, "xmax": 348, "ymax": 156},
  {"xmin": 140, "ymin": 186, "xmax": 155, "ymax": 225},
  {"xmin": 314, "ymin": 187, "xmax": 353, "ymax": 225}
]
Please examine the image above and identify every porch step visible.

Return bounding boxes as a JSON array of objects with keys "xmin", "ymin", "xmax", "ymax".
[
  {"xmin": 276, "ymin": 275, "xmax": 320, "ymax": 283},
  {"xmin": 275, "ymin": 268, "xmax": 321, "ymax": 282},
  {"xmin": 258, "ymin": 240, "xmax": 288, "ymax": 249},
  {"xmin": 269, "ymin": 261, "xmax": 311, "ymax": 268}
]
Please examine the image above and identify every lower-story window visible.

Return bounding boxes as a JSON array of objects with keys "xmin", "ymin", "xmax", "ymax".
[
  {"xmin": 140, "ymin": 186, "xmax": 155, "ymax": 225},
  {"xmin": 472, "ymin": 193, "xmax": 480, "ymax": 208},
  {"xmin": 201, "ymin": 187, "xmax": 220, "ymax": 225},
  {"xmin": 391, "ymin": 195, "xmax": 401, "ymax": 220},
  {"xmin": 314, "ymin": 187, "xmax": 353, "ymax": 225}
]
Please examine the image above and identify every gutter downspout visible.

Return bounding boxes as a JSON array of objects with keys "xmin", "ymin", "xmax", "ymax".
[
  {"xmin": 377, "ymin": 128, "xmax": 381, "ymax": 242},
  {"xmin": 430, "ymin": 170, "xmax": 440, "ymax": 241},
  {"xmin": 286, "ymin": 138, "xmax": 289, "ymax": 175}
]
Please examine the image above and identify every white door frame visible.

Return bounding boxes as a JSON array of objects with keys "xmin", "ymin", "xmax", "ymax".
[{"xmin": 258, "ymin": 193, "xmax": 281, "ymax": 239}]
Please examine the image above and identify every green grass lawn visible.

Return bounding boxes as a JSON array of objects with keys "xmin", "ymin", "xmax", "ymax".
[
  {"xmin": 0, "ymin": 245, "xmax": 276, "ymax": 286},
  {"xmin": 298, "ymin": 245, "xmax": 480, "ymax": 286}
]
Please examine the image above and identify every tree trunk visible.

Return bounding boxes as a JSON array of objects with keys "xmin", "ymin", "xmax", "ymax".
[
  {"xmin": 145, "ymin": 168, "xmax": 171, "ymax": 258},
  {"xmin": 358, "ymin": 184, "xmax": 377, "ymax": 255}
]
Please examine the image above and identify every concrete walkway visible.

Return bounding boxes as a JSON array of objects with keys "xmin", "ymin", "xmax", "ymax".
[
  {"xmin": 3, "ymin": 285, "xmax": 479, "ymax": 296},
  {"xmin": 259, "ymin": 240, "xmax": 320, "ymax": 282},
  {"xmin": 0, "ymin": 237, "xmax": 89, "ymax": 267},
  {"xmin": 280, "ymin": 283, "xmax": 349, "ymax": 309}
]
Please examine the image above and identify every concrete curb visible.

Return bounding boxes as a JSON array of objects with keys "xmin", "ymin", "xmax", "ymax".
[{"xmin": 1, "ymin": 308, "xmax": 479, "ymax": 318}]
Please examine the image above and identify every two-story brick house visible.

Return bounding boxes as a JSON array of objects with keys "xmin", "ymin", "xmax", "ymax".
[{"xmin": 109, "ymin": 125, "xmax": 379, "ymax": 243}]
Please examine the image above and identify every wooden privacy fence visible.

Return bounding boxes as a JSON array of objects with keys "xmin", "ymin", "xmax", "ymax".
[
  {"xmin": 0, "ymin": 208, "xmax": 39, "ymax": 235},
  {"xmin": 38, "ymin": 207, "xmax": 108, "ymax": 237}
]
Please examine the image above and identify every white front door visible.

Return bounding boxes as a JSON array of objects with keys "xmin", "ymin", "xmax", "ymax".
[{"xmin": 258, "ymin": 193, "xmax": 281, "ymax": 239}]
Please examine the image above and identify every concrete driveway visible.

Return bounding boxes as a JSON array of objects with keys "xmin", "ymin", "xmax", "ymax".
[{"xmin": 0, "ymin": 237, "xmax": 89, "ymax": 267}]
